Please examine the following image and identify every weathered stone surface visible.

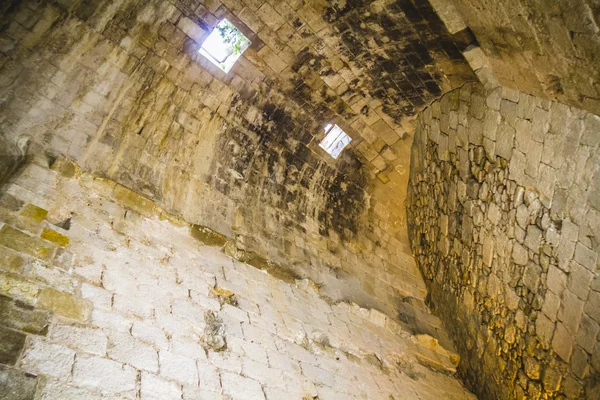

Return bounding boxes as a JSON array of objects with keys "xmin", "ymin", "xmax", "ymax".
[
  {"xmin": 408, "ymin": 82, "xmax": 600, "ymax": 399},
  {"xmin": 0, "ymin": 226, "xmax": 54, "ymax": 261},
  {"xmin": 0, "ymin": 295, "xmax": 50, "ymax": 335},
  {"xmin": 0, "ymin": 325, "xmax": 26, "ymax": 365},
  {"xmin": 37, "ymin": 288, "xmax": 91, "ymax": 321},
  {"xmin": 0, "ymin": 366, "xmax": 37, "ymax": 400},
  {"xmin": 72, "ymin": 355, "xmax": 137, "ymax": 394}
]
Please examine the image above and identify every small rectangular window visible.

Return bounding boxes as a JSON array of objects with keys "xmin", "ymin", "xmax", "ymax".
[
  {"xmin": 199, "ymin": 19, "xmax": 250, "ymax": 73},
  {"xmin": 319, "ymin": 124, "xmax": 352, "ymax": 159}
]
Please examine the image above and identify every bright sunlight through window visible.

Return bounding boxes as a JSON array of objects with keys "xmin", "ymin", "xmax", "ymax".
[
  {"xmin": 319, "ymin": 124, "xmax": 352, "ymax": 159},
  {"xmin": 199, "ymin": 19, "xmax": 250, "ymax": 73}
]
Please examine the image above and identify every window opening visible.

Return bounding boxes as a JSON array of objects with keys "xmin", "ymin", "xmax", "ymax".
[
  {"xmin": 319, "ymin": 124, "xmax": 352, "ymax": 159},
  {"xmin": 199, "ymin": 19, "xmax": 250, "ymax": 73}
]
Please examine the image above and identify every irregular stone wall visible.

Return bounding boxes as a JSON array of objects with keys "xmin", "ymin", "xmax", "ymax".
[
  {"xmin": 0, "ymin": 0, "xmax": 475, "ymax": 321},
  {"xmin": 0, "ymin": 159, "xmax": 476, "ymax": 400},
  {"xmin": 408, "ymin": 82, "xmax": 600, "ymax": 399}
]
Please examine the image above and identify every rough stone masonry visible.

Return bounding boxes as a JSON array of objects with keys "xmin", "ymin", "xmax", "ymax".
[{"xmin": 0, "ymin": 0, "xmax": 599, "ymax": 399}]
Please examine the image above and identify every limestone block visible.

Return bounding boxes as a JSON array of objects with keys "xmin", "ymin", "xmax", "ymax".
[
  {"xmin": 0, "ymin": 225, "xmax": 55, "ymax": 261},
  {"xmin": 536, "ymin": 314, "xmax": 554, "ymax": 347},
  {"xmin": 19, "ymin": 338, "xmax": 75, "ymax": 378},
  {"xmin": 0, "ymin": 325, "xmax": 26, "ymax": 366},
  {"xmin": 72, "ymin": 355, "xmax": 137, "ymax": 394},
  {"xmin": 132, "ymin": 320, "xmax": 169, "ymax": 350},
  {"xmin": 113, "ymin": 184, "xmax": 157, "ymax": 217},
  {"xmin": 36, "ymin": 380, "xmax": 104, "ymax": 400},
  {"xmin": 576, "ymin": 314, "xmax": 600, "ymax": 353},
  {"xmin": 584, "ymin": 291, "xmax": 600, "ymax": 323},
  {"xmin": 0, "ymin": 272, "xmax": 40, "ymax": 305},
  {"xmin": 37, "ymin": 288, "xmax": 91, "ymax": 321},
  {"xmin": 107, "ymin": 332, "xmax": 159, "ymax": 372},
  {"xmin": 522, "ymin": 262, "xmax": 542, "ymax": 292},
  {"xmin": 512, "ymin": 243, "xmax": 528, "ymax": 265},
  {"xmin": 0, "ymin": 295, "xmax": 50, "ymax": 335},
  {"xmin": 49, "ymin": 324, "xmax": 107, "ymax": 356},
  {"xmin": 40, "ymin": 228, "xmax": 70, "ymax": 247},
  {"xmin": 221, "ymin": 372, "xmax": 265, "ymax": 400},
  {"xmin": 552, "ymin": 322, "xmax": 574, "ymax": 361},
  {"xmin": 91, "ymin": 309, "xmax": 132, "ymax": 333},
  {"xmin": 557, "ymin": 290, "xmax": 585, "ymax": 333},
  {"xmin": 567, "ymin": 261, "xmax": 594, "ymax": 300},
  {"xmin": 159, "ymin": 350, "xmax": 198, "ymax": 386},
  {"xmin": 0, "ymin": 366, "xmax": 38, "ymax": 400},
  {"xmin": 541, "ymin": 291, "xmax": 561, "ymax": 321}
]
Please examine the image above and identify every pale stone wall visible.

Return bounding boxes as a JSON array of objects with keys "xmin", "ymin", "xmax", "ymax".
[
  {"xmin": 0, "ymin": 159, "xmax": 475, "ymax": 400},
  {"xmin": 408, "ymin": 82, "xmax": 600, "ymax": 399},
  {"xmin": 0, "ymin": 0, "xmax": 476, "ymax": 322}
]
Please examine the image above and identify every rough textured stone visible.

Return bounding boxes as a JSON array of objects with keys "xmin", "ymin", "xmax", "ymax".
[
  {"xmin": 0, "ymin": 325, "xmax": 26, "ymax": 365},
  {"xmin": 408, "ymin": 82, "xmax": 600, "ymax": 399},
  {"xmin": 0, "ymin": 366, "xmax": 37, "ymax": 400},
  {"xmin": 37, "ymin": 288, "xmax": 91, "ymax": 321}
]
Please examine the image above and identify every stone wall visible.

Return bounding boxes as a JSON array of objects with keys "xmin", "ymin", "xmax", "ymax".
[
  {"xmin": 0, "ymin": 0, "xmax": 476, "ymax": 321},
  {"xmin": 0, "ymin": 158, "xmax": 475, "ymax": 400},
  {"xmin": 449, "ymin": 0, "xmax": 600, "ymax": 115},
  {"xmin": 408, "ymin": 82, "xmax": 600, "ymax": 399}
]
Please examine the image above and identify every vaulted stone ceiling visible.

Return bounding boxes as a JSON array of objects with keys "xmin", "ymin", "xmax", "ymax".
[
  {"xmin": 0, "ymin": 0, "xmax": 477, "ymax": 319},
  {"xmin": 1, "ymin": 1, "xmax": 600, "ymax": 400}
]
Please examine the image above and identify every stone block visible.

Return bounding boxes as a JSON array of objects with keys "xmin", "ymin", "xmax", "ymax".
[
  {"xmin": 20, "ymin": 338, "xmax": 75, "ymax": 378},
  {"xmin": 522, "ymin": 262, "xmax": 542, "ymax": 292},
  {"xmin": 141, "ymin": 373, "xmax": 182, "ymax": 400},
  {"xmin": 512, "ymin": 243, "xmax": 528, "ymax": 265},
  {"xmin": 113, "ymin": 184, "xmax": 157, "ymax": 217},
  {"xmin": 159, "ymin": 350, "xmax": 198, "ymax": 386},
  {"xmin": 575, "ymin": 314, "xmax": 599, "ymax": 353},
  {"xmin": 0, "ymin": 366, "xmax": 38, "ymax": 400},
  {"xmin": 0, "ymin": 225, "xmax": 55, "ymax": 261},
  {"xmin": 546, "ymin": 265, "xmax": 567, "ymax": 296},
  {"xmin": 584, "ymin": 291, "xmax": 600, "ymax": 323},
  {"xmin": 221, "ymin": 372, "xmax": 265, "ymax": 400},
  {"xmin": 40, "ymin": 228, "xmax": 70, "ymax": 247},
  {"xmin": 567, "ymin": 261, "xmax": 594, "ymax": 300},
  {"xmin": 541, "ymin": 291, "xmax": 561, "ymax": 321},
  {"xmin": 0, "ymin": 247, "xmax": 25, "ymax": 273},
  {"xmin": 197, "ymin": 360, "xmax": 222, "ymax": 393},
  {"xmin": 37, "ymin": 288, "xmax": 91, "ymax": 321},
  {"xmin": 36, "ymin": 380, "xmax": 104, "ymax": 400},
  {"xmin": 552, "ymin": 322, "xmax": 574, "ymax": 361},
  {"xmin": 0, "ymin": 325, "xmax": 26, "ymax": 365},
  {"xmin": 557, "ymin": 290, "xmax": 585, "ymax": 333},
  {"xmin": 107, "ymin": 332, "xmax": 158, "ymax": 372},
  {"xmin": 0, "ymin": 272, "xmax": 39, "ymax": 303},
  {"xmin": 0, "ymin": 294, "xmax": 50, "ymax": 334},
  {"xmin": 19, "ymin": 204, "xmax": 48, "ymax": 221},
  {"xmin": 536, "ymin": 313, "xmax": 554, "ymax": 347},
  {"xmin": 524, "ymin": 225, "xmax": 542, "ymax": 252},
  {"xmin": 49, "ymin": 324, "xmax": 107, "ymax": 356},
  {"xmin": 72, "ymin": 355, "xmax": 137, "ymax": 394},
  {"xmin": 573, "ymin": 242, "xmax": 598, "ymax": 271},
  {"xmin": 132, "ymin": 320, "xmax": 169, "ymax": 350}
]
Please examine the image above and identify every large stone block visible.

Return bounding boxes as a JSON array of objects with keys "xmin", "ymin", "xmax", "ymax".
[
  {"xmin": 0, "ymin": 272, "xmax": 40, "ymax": 303},
  {"xmin": 72, "ymin": 355, "xmax": 137, "ymax": 394},
  {"xmin": 0, "ymin": 325, "xmax": 26, "ymax": 365},
  {"xmin": 37, "ymin": 288, "xmax": 91, "ymax": 321},
  {"xmin": 20, "ymin": 338, "xmax": 75, "ymax": 378},
  {"xmin": 0, "ymin": 366, "xmax": 38, "ymax": 400},
  {"xmin": 0, "ymin": 295, "xmax": 50, "ymax": 334},
  {"xmin": 0, "ymin": 225, "xmax": 55, "ymax": 261}
]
